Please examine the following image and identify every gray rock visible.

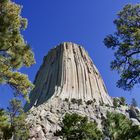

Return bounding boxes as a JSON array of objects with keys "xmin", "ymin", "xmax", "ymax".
[
  {"xmin": 25, "ymin": 42, "xmax": 113, "ymax": 111},
  {"xmin": 25, "ymin": 42, "xmax": 140, "ymax": 140},
  {"xmin": 131, "ymin": 118, "xmax": 140, "ymax": 126}
]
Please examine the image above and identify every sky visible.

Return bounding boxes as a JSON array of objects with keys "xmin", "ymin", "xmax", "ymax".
[{"xmin": 0, "ymin": 0, "xmax": 140, "ymax": 108}]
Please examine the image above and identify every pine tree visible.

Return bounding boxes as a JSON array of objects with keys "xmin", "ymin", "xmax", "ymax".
[
  {"xmin": 103, "ymin": 111, "xmax": 140, "ymax": 140},
  {"xmin": 104, "ymin": 4, "xmax": 140, "ymax": 90},
  {"xmin": 0, "ymin": 0, "xmax": 35, "ymax": 99},
  {"xmin": 56, "ymin": 113, "xmax": 103, "ymax": 140},
  {"xmin": 0, "ymin": 108, "xmax": 12, "ymax": 139},
  {"xmin": 7, "ymin": 99, "xmax": 29, "ymax": 140},
  {"xmin": 0, "ymin": 99, "xmax": 29, "ymax": 140},
  {"xmin": 120, "ymin": 97, "xmax": 126, "ymax": 106}
]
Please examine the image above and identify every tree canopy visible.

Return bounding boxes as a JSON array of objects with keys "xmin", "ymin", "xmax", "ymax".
[
  {"xmin": 0, "ymin": 0, "xmax": 34, "ymax": 138},
  {"xmin": 0, "ymin": 0, "xmax": 35, "ymax": 99},
  {"xmin": 7, "ymin": 99, "xmax": 29, "ymax": 140},
  {"xmin": 0, "ymin": 108, "xmax": 11, "ymax": 139},
  {"xmin": 103, "ymin": 111, "xmax": 140, "ymax": 140},
  {"xmin": 0, "ymin": 99, "xmax": 29, "ymax": 140},
  {"xmin": 56, "ymin": 113, "xmax": 103, "ymax": 140},
  {"xmin": 104, "ymin": 4, "xmax": 140, "ymax": 90}
]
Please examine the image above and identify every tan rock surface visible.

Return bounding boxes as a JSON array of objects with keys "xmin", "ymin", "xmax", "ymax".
[
  {"xmin": 25, "ymin": 43, "xmax": 140, "ymax": 140},
  {"xmin": 25, "ymin": 42, "xmax": 112, "ymax": 111}
]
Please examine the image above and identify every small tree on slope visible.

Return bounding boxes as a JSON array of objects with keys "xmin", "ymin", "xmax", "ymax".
[{"xmin": 56, "ymin": 113, "xmax": 103, "ymax": 140}]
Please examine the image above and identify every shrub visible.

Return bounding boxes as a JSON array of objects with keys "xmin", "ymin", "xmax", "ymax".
[
  {"xmin": 103, "ymin": 111, "xmax": 140, "ymax": 140},
  {"xmin": 120, "ymin": 97, "xmax": 126, "ymax": 106},
  {"xmin": 77, "ymin": 99, "xmax": 82, "ymax": 105},
  {"xmin": 64, "ymin": 98, "xmax": 69, "ymax": 102},
  {"xmin": 105, "ymin": 104, "xmax": 110, "ymax": 107},
  {"xmin": 86, "ymin": 100, "xmax": 93, "ymax": 105},
  {"xmin": 56, "ymin": 113, "xmax": 103, "ymax": 140},
  {"xmin": 71, "ymin": 98, "xmax": 77, "ymax": 104},
  {"xmin": 93, "ymin": 98, "xmax": 96, "ymax": 103},
  {"xmin": 113, "ymin": 98, "xmax": 120, "ymax": 108}
]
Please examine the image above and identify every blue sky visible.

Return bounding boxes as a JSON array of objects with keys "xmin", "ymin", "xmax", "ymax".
[{"xmin": 0, "ymin": 0, "xmax": 140, "ymax": 108}]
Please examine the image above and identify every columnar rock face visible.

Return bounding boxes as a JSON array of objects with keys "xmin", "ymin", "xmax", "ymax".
[
  {"xmin": 25, "ymin": 43, "xmax": 140, "ymax": 140},
  {"xmin": 25, "ymin": 42, "xmax": 112, "ymax": 111}
]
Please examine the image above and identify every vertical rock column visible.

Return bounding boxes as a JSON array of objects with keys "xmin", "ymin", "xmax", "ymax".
[{"xmin": 25, "ymin": 42, "xmax": 112, "ymax": 111}]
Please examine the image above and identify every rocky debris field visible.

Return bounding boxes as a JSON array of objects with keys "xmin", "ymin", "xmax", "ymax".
[{"xmin": 26, "ymin": 97, "xmax": 140, "ymax": 140}]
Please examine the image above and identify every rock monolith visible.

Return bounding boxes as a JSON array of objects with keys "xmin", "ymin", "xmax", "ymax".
[
  {"xmin": 25, "ymin": 42, "xmax": 140, "ymax": 140},
  {"xmin": 25, "ymin": 42, "xmax": 112, "ymax": 111}
]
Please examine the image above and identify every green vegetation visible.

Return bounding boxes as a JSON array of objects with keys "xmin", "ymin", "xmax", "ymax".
[
  {"xmin": 57, "ymin": 112, "xmax": 140, "ymax": 140},
  {"xmin": 77, "ymin": 99, "xmax": 83, "ymax": 106},
  {"xmin": 0, "ymin": 0, "xmax": 34, "ymax": 139},
  {"xmin": 120, "ymin": 97, "xmax": 126, "ymax": 106},
  {"xmin": 113, "ymin": 97, "xmax": 126, "ymax": 108},
  {"xmin": 0, "ymin": 109, "xmax": 11, "ymax": 139},
  {"xmin": 103, "ymin": 111, "xmax": 140, "ymax": 140},
  {"xmin": 71, "ymin": 98, "xmax": 83, "ymax": 105},
  {"xmin": 113, "ymin": 98, "xmax": 120, "ymax": 108},
  {"xmin": 71, "ymin": 98, "xmax": 77, "ymax": 104},
  {"xmin": 86, "ymin": 100, "xmax": 93, "ymax": 105},
  {"xmin": 0, "ymin": 99, "xmax": 29, "ymax": 140},
  {"xmin": 104, "ymin": 4, "xmax": 140, "ymax": 90},
  {"xmin": 0, "ymin": 1, "xmax": 140, "ymax": 139},
  {"xmin": 0, "ymin": 0, "xmax": 35, "ymax": 99},
  {"xmin": 105, "ymin": 104, "xmax": 110, "ymax": 107},
  {"xmin": 64, "ymin": 98, "xmax": 69, "ymax": 102},
  {"xmin": 86, "ymin": 99, "xmax": 96, "ymax": 105},
  {"xmin": 7, "ymin": 99, "xmax": 29, "ymax": 140},
  {"xmin": 56, "ymin": 113, "xmax": 103, "ymax": 140}
]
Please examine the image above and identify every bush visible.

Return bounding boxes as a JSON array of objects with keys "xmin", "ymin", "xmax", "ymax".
[
  {"xmin": 71, "ymin": 98, "xmax": 77, "ymax": 104},
  {"xmin": 103, "ymin": 111, "xmax": 140, "ymax": 140},
  {"xmin": 86, "ymin": 100, "xmax": 93, "ymax": 105},
  {"xmin": 56, "ymin": 113, "xmax": 103, "ymax": 140},
  {"xmin": 120, "ymin": 97, "xmax": 126, "ymax": 106},
  {"xmin": 113, "ymin": 98, "xmax": 120, "ymax": 108},
  {"xmin": 77, "ymin": 99, "xmax": 82, "ymax": 105},
  {"xmin": 105, "ymin": 104, "xmax": 110, "ymax": 107},
  {"xmin": 64, "ymin": 98, "xmax": 69, "ymax": 102},
  {"xmin": 0, "ymin": 109, "xmax": 12, "ymax": 139},
  {"xmin": 99, "ymin": 101, "xmax": 104, "ymax": 106}
]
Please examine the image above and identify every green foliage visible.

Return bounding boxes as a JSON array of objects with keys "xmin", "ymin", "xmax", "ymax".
[
  {"xmin": 77, "ymin": 99, "xmax": 82, "ymax": 105},
  {"xmin": 0, "ymin": 99, "xmax": 29, "ymax": 139},
  {"xmin": 105, "ymin": 104, "xmax": 110, "ymax": 107},
  {"xmin": 64, "ymin": 98, "xmax": 69, "ymax": 102},
  {"xmin": 86, "ymin": 100, "xmax": 93, "ymax": 105},
  {"xmin": 113, "ymin": 97, "xmax": 126, "ymax": 107},
  {"xmin": 70, "ymin": 99, "xmax": 83, "ymax": 105},
  {"xmin": 120, "ymin": 97, "xmax": 126, "ymax": 106},
  {"xmin": 113, "ymin": 98, "xmax": 120, "ymax": 108},
  {"xmin": 0, "ymin": 109, "xmax": 8, "ymax": 132},
  {"xmin": 99, "ymin": 101, "xmax": 104, "ymax": 106},
  {"xmin": 104, "ymin": 4, "xmax": 140, "ymax": 90},
  {"xmin": 103, "ymin": 111, "xmax": 140, "ymax": 140},
  {"xmin": 131, "ymin": 98, "xmax": 138, "ymax": 107},
  {"xmin": 0, "ymin": 109, "xmax": 12, "ymax": 139},
  {"xmin": 7, "ymin": 99, "xmax": 29, "ymax": 140},
  {"xmin": 71, "ymin": 98, "xmax": 77, "ymax": 104},
  {"xmin": 56, "ymin": 113, "xmax": 103, "ymax": 140},
  {"xmin": 0, "ymin": 0, "xmax": 35, "ymax": 99}
]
